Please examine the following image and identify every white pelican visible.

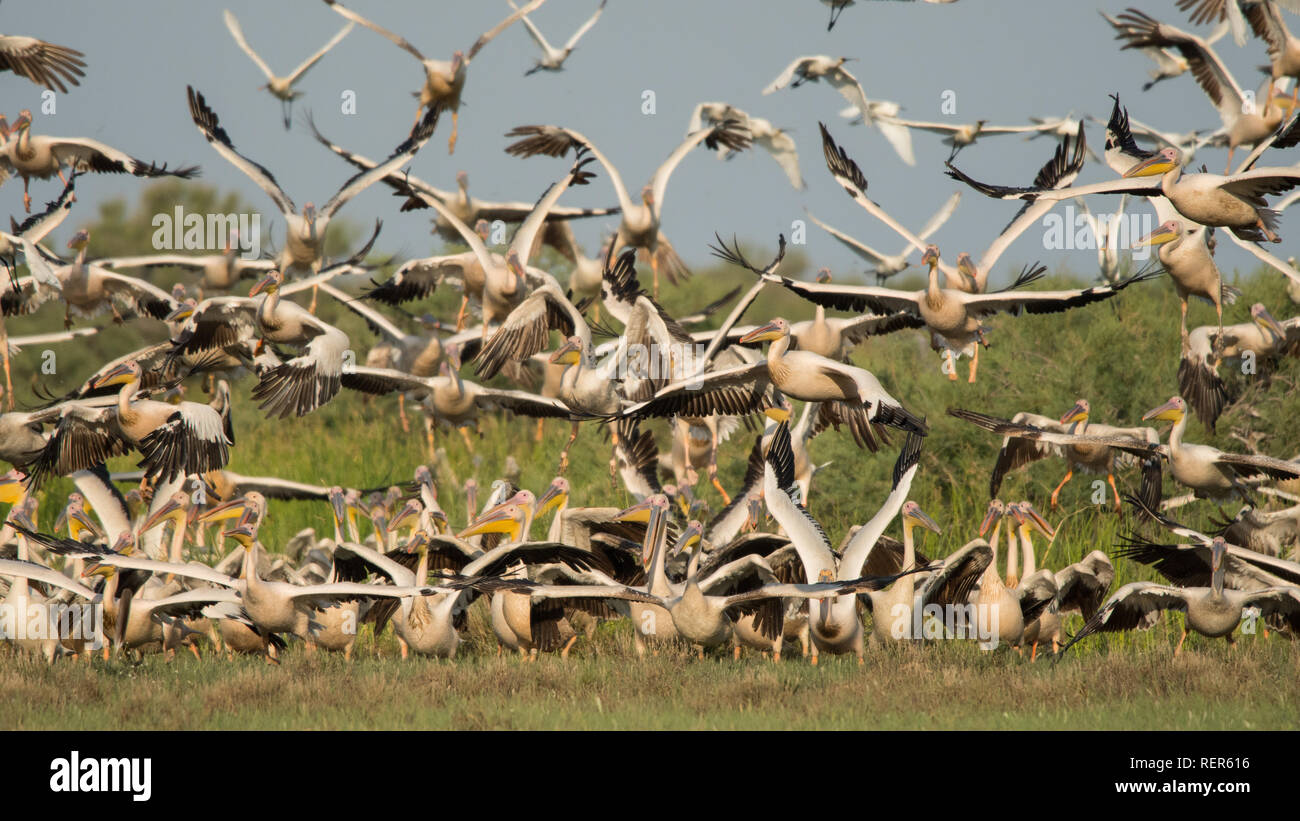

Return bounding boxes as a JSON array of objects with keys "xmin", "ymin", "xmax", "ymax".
[
  {"xmin": 805, "ymin": 191, "xmax": 959, "ymax": 283},
  {"xmin": 950, "ymin": 401, "xmax": 1161, "ymax": 510},
  {"xmin": 1178, "ymin": 304, "xmax": 1297, "ymax": 432},
  {"xmin": 1101, "ymin": 11, "xmax": 1229, "ymax": 91},
  {"xmin": 1073, "ymin": 195, "xmax": 1129, "ymax": 284},
  {"xmin": 688, "ymin": 102, "xmax": 804, "ymax": 189},
  {"xmin": 1143, "ymin": 396, "xmax": 1300, "ymax": 502},
  {"xmin": 22, "ymin": 359, "xmax": 231, "ymax": 489},
  {"xmin": 1112, "ymin": 9, "xmax": 1295, "ymax": 173},
  {"xmin": 504, "ymin": 118, "xmax": 751, "ymax": 294},
  {"xmin": 1061, "ymin": 539, "xmax": 1300, "ymax": 655},
  {"xmin": 222, "ymin": 9, "xmax": 354, "ymax": 128},
  {"xmin": 510, "ymin": 0, "xmax": 606, "ymax": 75},
  {"xmin": 0, "ymin": 32, "xmax": 85, "ymax": 93},
  {"xmin": 324, "ymin": 0, "xmax": 547, "ymax": 152},
  {"xmin": 763, "ymin": 56, "xmax": 914, "ymax": 165},
  {"xmin": 187, "ymin": 85, "xmax": 433, "ymax": 282},
  {"xmin": 1, "ymin": 109, "xmax": 198, "ymax": 211}
]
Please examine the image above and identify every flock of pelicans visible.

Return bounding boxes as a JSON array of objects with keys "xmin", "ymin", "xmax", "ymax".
[{"xmin": 2, "ymin": 1, "xmax": 1300, "ymax": 670}]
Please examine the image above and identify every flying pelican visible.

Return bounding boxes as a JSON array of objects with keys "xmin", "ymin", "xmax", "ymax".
[
  {"xmin": 1100, "ymin": 11, "xmax": 1229, "ymax": 91},
  {"xmin": 763, "ymin": 56, "xmax": 914, "ymax": 165},
  {"xmin": 510, "ymin": 0, "xmax": 606, "ymax": 75},
  {"xmin": 1061, "ymin": 538, "xmax": 1300, "ymax": 655},
  {"xmin": 804, "ymin": 191, "xmax": 960, "ymax": 283},
  {"xmin": 1241, "ymin": 1, "xmax": 1300, "ymax": 103},
  {"xmin": 875, "ymin": 115, "xmax": 1073, "ymax": 161},
  {"xmin": 503, "ymin": 117, "xmax": 751, "ymax": 294},
  {"xmin": 1, "ymin": 109, "xmax": 198, "ymax": 211},
  {"xmin": 1178, "ymin": 304, "xmax": 1298, "ymax": 432},
  {"xmin": 1073, "ymin": 195, "xmax": 1129, "ymax": 284},
  {"xmin": 22, "ymin": 359, "xmax": 232, "ymax": 489},
  {"xmin": 951, "ymin": 400, "xmax": 1161, "ymax": 510},
  {"xmin": 187, "ymin": 85, "xmax": 433, "ymax": 287},
  {"xmin": 688, "ymin": 102, "xmax": 804, "ymax": 189},
  {"xmin": 323, "ymin": 0, "xmax": 548, "ymax": 152},
  {"xmin": 222, "ymin": 9, "xmax": 354, "ymax": 128},
  {"xmin": 1142, "ymin": 396, "xmax": 1300, "ymax": 502},
  {"xmin": 1112, "ymin": 9, "xmax": 1295, "ymax": 172}
]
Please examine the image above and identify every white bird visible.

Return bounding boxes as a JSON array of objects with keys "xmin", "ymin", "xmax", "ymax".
[
  {"xmin": 763, "ymin": 56, "xmax": 915, "ymax": 165},
  {"xmin": 0, "ymin": 32, "xmax": 85, "ymax": 93},
  {"xmin": 222, "ymin": 9, "xmax": 355, "ymax": 129},
  {"xmin": 509, "ymin": 0, "xmax": 607, "ymax": 75},
  {"xmin": 689, "ymin": 102, "xmax": 804, "ymax": 189},
  {"xmin": 805, "ymin": 191, "xmax": 959, "ymax": 283}
]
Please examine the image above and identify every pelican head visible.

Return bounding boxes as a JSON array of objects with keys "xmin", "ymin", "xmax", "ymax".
[
  {"xmin": 414, "ymin": 464, "xmax": 434, "ymax": 490},
  {"xmin": 474, "ymin": 219, "xmax": 491, "ymax": 241},
  {"xmin": 921, "ymin": 245, "xmax": 941, "ymax": 268},
  {"xmin": 1210, "ymin": 536, "xmax": 1227, "ymax": 594},
  {"xmin": 616, "ymin": 494, "xmax": 669, "ymax": 569},
  {"xmin": 386, "ymin": 499, "xmax": 420, "ymax": 534},
  {"xmin": 164, "ymin": 300, "xmax": 197, "ymax": 323},
  {"xmin": 1122, "ymin": 146, "xmax": 1180, "ymax": 178},
  {"xmin": 955, "ymin": 252, "xmax": 978, "ymax": 287},
  {"xmin": 141, "ymin": 491, "xmax": 189, "ymax": 534},
  {"xmin": 979, "ymin": 499, "xmax": 1006, "ymax": 538},
  {"xmin": 1250, "ymin": 303, "xmax": 1285, "ymax": 338},
  {"xmin": 458, "ymin": 502, "xmax": 523, "ymax": 538},
  {"xmin": 12, "ymin": 109, "xmax": 32, "ymax": 134},
  {"xmin": 672, "ymin": 520, "xmax": 703, "ymax": 556},
  {"xmin": 505, "ymin": 249, "xmax": 526, "ymax": 280},
  {"xmin": 249, "ymin": 269, "xmax": 283, "ymax": 296},
  {"xmin": 816, "ymin": 267, "xmax": 832, "ymax": 284},
  {"xmin": 327, "ymin": 486, "xmax": 347, "ymax": 528},
  {"xmin": 1060, "ymin": 398, "xmax": 1090, "ymax": 426},
  {"xmin": 1010, "ymin": 501, "xmax": 1055, "ymax": 539},
  {"xmin": 739, "ymin": 317, "xmax": 790, "ymax": 344},
  {"xmin": 302, "ymin": 202, "xmax": 318, "ymax": 233},
  {"xmin": 536, "ymin": 477, "xmax": 570, "ymax": 516},
  {"xmin": 1142, "ymin": 395, "xmax": 1186, "ymax": 423},
  {"xmin": 640, "ymin": 184, "xmax": 654, "ymax": 208},
  {"xmin": 444, "ymin": 342, "xmax": 463, "ymax": 373},
  {"xmin": 549, "ymin": 335, "xmax": 584, "ymax": 366},
  {"xmin": 66, "ymin": 229, "xmax": 90, "ymax": 253},
  {"xmin": 457, "ymin": 170, "xmax": 469, "ymax": 190},
  {"xmin": 450, "ymin": 50, "xmax": 465, "ymax": 76},
  {"xmin": 223, "ymin": 525, "xmax": 258, "ymax": 551},
  {"xmin": 1134, "ymin": 220, "xmax": 1182, "ymax": 249},
  {"xmin": 92, "ymin": 360, "xmax": 142, "ymax": 389},
  {"xmin": 901, "ymin": 500, "xmax": 941, "ymax": 536}
]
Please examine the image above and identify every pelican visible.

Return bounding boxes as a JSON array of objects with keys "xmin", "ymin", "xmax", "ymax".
[
  {"xmin": 0, "ymin": 32, "xmax": 85, "ymax": 93},
  {"xmin": 951, "ymin": 400, "xmax": 1161, "ymax": 510},
  {"xmin": 971, "ymin": 500, "xmax": 1062, "ymax": 652},
  {"xmin": 98, "ymin": 232, "xmax": 274, "ymax": 293},
  {"xmin": 876, "ymin": 115, "xmax": 1072, "ymax": 160},
  {"xmin": 324, "ymin": 0, "xmax": 547, "ymax": 152},
  {"xmin": 187, "ymin": 85, "xmax": 433, "ymax": 283},
  {"xmin": 222, "ymin": 10, "xmax": 354, "ymax": 128},
  {"xmin": 1061, "ymin": 539, "xmax": 1300, "ymax": 655},
  {"xmin": 804, "ymin": 192, "xmax": 959, "ymax": 284},
  {"xmin": 510, "ymin": 0, "xmax": 606, "ymax": 75},
  {"xmin": 503, "ymin": 117, "xmax": 751, "ymax": 294},
  {"xmin": 1006, "ymin": 501, "xmax": 1062, "ymax": 659},
  {"xmin": 1073, "ymin": 195, "xmax": 1130, "ymax": 284},
  {"xmin": 763, "ymin": 56, "xmax": 914, "ymax": 165},
  {"xmin": 0, "ymin": 109, "xmax": 198, "ymax": 212},
  {"xmin": 688, "ymin": 102, "xmax": 804, "ymax": 189},
  {"xmin": 1112, "ymin": 9, "xmax": 1295, "ymax": 172},
  {"xmin": 1211, "ymin": 503, "xmax": 1300, "ymax": 559},
  {"xmin": 1178, "ymin": 304, "xmax": 1298, "ymax": 432},
  {"xmin": 1143, "ymin": 396, "xmax": 1300, "ymax": 501},
  {"xmin": 0, "ymin": 171, "xmax": 75, "ymax": 288},
  {"xmin": 22, "ymin": 359, "xmax": 231, "ymax": 489},
  {"xmin": 1101, "ymin": 11, "xmax": 1229, "ymax": 91}
]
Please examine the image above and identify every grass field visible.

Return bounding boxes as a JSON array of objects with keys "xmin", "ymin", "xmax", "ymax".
[{"xmin": 3, "ymin": 186, "xmax": 1300, "ymax": 730}]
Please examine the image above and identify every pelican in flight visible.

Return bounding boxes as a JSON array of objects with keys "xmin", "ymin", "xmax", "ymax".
[
  {"xmin": 763, "ymin": 56, "xmax": 914, "ymax": 165},
  {"xmin": 324, "ymin": 0, "xmax": 548, "ymax": 152},
  {"xmin": 0, "ymin": 32, "xmax": 85, "ymax": 93},
  {"xmin": 1, "ymin": 109, "xmax": 198, "ymax": 212},
  {"xmin": 950, "ymin": 400, "xmax": 1161, "ymax": 510},
  {"xmin": 1111, "ymin": 8, "xmax": 1295, "ymax": 173},
  {"xmin": 503, "ymin": 117, "xmax": 751, "ymax": 294},
  {"xmin": 689, "ymin": 102, "xmax": 804, "ymax": 190},
  {"xmin": 1100, "ymin": 11, "xmax": 1229, "ymax": 91},
  {"xmin": 1178, "ymin": 303, "xmax": 1298, "ymax": 431},
  {"xmin": 222, "ymin": 9, "xmax": 355, "ymax": 129},
  {"xmin": 1061, "ymin": 538, "xmax": 1300, "ymax": 655},
  {"xmin": 804, "ymin": 191, "xmax": 960, "ymax": 283},
  {"xmin": 1142, "ymin": 395, "xmax": 1300, "ymax": 502},
  {"xmin": 510, "ymin": 0, "xmax": 606, "ymax": 75},
  {"xmin": 187, "ymin": 85, "xmax": 434, "ymax": 284}
]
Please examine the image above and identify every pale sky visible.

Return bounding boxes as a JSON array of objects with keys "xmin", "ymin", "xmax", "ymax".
[{"xmin": 4, "ymin": 0, "xmax": 1293, "ymax": 287}]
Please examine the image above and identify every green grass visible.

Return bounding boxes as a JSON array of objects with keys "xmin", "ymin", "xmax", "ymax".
[{"xmin": 4, "ymin": 185, "xmax": 1300, "ymax": 729}]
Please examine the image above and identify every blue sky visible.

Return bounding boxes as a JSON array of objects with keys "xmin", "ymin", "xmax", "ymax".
[{"xmin": 4, "ymin": 0, "xmax": 1291, "ymax": 287}]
